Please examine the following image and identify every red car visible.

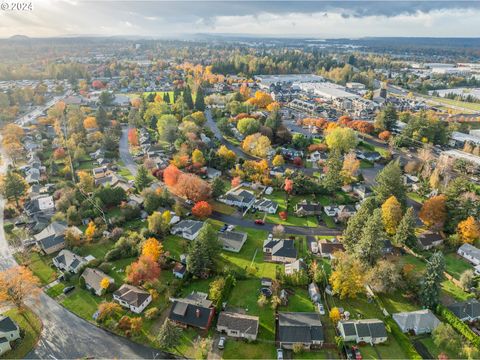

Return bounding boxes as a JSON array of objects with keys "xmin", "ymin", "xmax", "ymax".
[{"xmin": 254, "ymin": 219, "xmax": 265, "ymax": 225}]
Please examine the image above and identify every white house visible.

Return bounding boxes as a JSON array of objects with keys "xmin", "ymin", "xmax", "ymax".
[
  {"xmin": 171, "ymin": 220, "xmax": 204, "ymax": 241},
  {"xmin": 0, "ymin": 316, "xmax": 20, "ymax": 356},
  {"xmin": 113, "ymin": 284, "xmax": 152, "ymax": 314},
  {"xmin": 217, "ymin": 311, "xmax": 259, "ymax": 341},
  {"xmin": 218, "ymin": 188, "xmax": 255, "ymax": 209},
  {"xmin": 393, "ymin": 310, "xmax": 440, "ymax": 335},
  {"xmin": 338, "ymin": 319, "xmax": 387, "ymax": 345},
  {"xmin": 457, "ymin": 243, "xmax": 480, "ymax": 266},
  {"xmin": 253, "ymin": 198, "xmax": 278, "ymax": 214}
]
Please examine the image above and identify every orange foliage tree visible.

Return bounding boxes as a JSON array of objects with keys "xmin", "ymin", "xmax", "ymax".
[
  {"xmin": 142, "ymin": 237, "xmax": 164, "ymax": 261},
  {"xmin": 246, "ymin": 91, "xmax": 273, "ymax": 108},
  {"xmin": 53, "ymin": 147, "xmax": 66, "ymax": 159},
  {"xmin": 378, "ymin": 130, "xmax": 391, "ymax": 141},
  {"xmin": 191, "ymin": 201, "xmax": 213, "ymax": 218},
  {"xmin": 231, "ymin": 176, "xmax": 241, "ymax": 188},
  {"xmin": 163, "ymin": 164, "xmax": 182, "ymax": 187},
  {"xmin": 419, "ymin": 195, "xmax": 447, "ymax": 229},
  {"xmin": 175, "ymin": 173, "xmax": 212, "ymax": 202},
  {"xmin": 83, "ymin": 116, "xmax": 98, "ymax": 129},
  {"xmin": 0, "ymin": 266, "xmax": 41, "ymax": 309},
  {"xmin": 128, "ymin": 128, "xmax": 139, "ymax": 146},
  {"xmin": 457, "ymin": 216, "xmax": 480, "ymax": 244},
  {"xmin": 126, "ymin": 255, "xmax": 161, "ymax": 286}
]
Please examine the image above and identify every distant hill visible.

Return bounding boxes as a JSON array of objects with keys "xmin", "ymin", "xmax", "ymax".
[{"xmin": 8, "ymin": 35, "xmax": 30, "ymax": 41}]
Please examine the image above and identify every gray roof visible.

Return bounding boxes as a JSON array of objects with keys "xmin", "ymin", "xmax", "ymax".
[
  {"xmin": 169, "ymin": 292, "xmax": 214, "ymax": 329},
  {"xmin": 54, "ymin": 250, "xmax": 85, "ymax": 270},
  {"xmin": 278, "ymin": 312, "xmax": 323, "ymax": 344},
  {"xmin": 393, "ymin": 310, "xmax": 440, "ymax": 333},
  {"xmin": 418, "ymin": 231, "xmax": 443, "ymax": 247},
  {"xmin": 114, "ymin": 284, "xmax": 150, "ymax": 307},
  {"xmin": 34, "ymin": 221, "xmax": 67, "ymax": 250},
  {"xmin": 340, "ymin": 319, "xmax": 387, "ymax": 339},
  {"xmin": 81, "ymin": 268, "xmax": 113, "ymax": 293},
  {"xmin": 224, "ymin": 189, "xmax": 255, "ymax": 204},
  {"xmin": 219, "ymin": 231, "xmax": 247, "ymax": 250},
  {"xmin": 0, "ymin": 316, "xmax": 18, "ymax": 333},
  {"xmin": 254, "ymin": 198, "xmax": 278, "ymax": 210},
  {"xmin": 172, "ymin": 220, "xmax": 204, "ymax": 236},
  {"xmin": 448, "ymin": 299, "xmax": 480, "ymax": 320},
  {"xmin": 217, "ymin": 311, "xmax": 259, "ymax": 336},
  {"xmin": 458, "ymin": 244, "xmax": 480, "ymax": 261}
]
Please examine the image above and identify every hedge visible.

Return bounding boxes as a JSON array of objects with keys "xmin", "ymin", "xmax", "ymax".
[
  {"xmin": 436, "ymin": 304, "xmax": 480, "ymax": 349},
  {"xmin": 384, "ymin": 317, "xmax": 422, "ymax": 360},
  {"xmin": 214, "ymin": 274, "xmax": 236, "ymax": 310}
]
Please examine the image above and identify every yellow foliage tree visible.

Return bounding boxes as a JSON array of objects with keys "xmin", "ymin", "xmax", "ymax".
[
  {"xmin": 272, "ymin": 154, "xmax": 285, "ymax": 167},
  {"xmin": 329, "ymin": 307, "xmax": 341, "ymax": 324},
  {"xmin": 191, "ymin": 149, "xmax": 205, "ymax": 166},
  {"xmin": 142, "ymin": 237, "xmax": 163, "ymax": 261},
  {"xmin": 85, "ymin": 221, "xmax": 96, "ymax": 242},
  {"xmin": 77, "ymin": 170, "xmax": 94, "ymax": 193},
  {"xmin": 381, "ymin": 195, "xmax": 403, "ymax": 235},
  {"xmin": 242, "ymin": 133, "xmax": 271, "ymax": 158},
  {"xmin": 329, "ymin": 252, "xmax": 365, "ymax": 299},
  {"xmin": 457, "ymin": 216, "xmax": 480, "ymax": 244},
  {"xmin": 246, "ymin": 91, "xmax": 273, "ymax": 108},
  {"xmin": 342, "ymin": 151, "xmax": 360, "ymax": 180},
  {"xmin": 266, "ymin": 102, "xmax": 280, "ymax": 112},
  {"xmin": 100, "ymin": 277, "xmax": 110, "ymax": 290}
]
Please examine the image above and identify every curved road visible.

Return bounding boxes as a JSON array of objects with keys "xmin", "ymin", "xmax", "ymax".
[{"xmin": 0, "ymin": 139, "xmax": 171, "ymax": 358}]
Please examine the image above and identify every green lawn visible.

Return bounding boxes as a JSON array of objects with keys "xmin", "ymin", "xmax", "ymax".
[
  {"xmin": 407, "ymin": 192, "xmax": 424, "ymax": 204},
  {"xmin": 162, "ymin": 234, "xmax": 189, "ymax": 261},
  {"xmin": 17, "ymin": 252, "xmax": 57, "ymax": 285},
  {"xmin": 444, "ymin": 252, "xmax": 473, "ymax": 280},
  {"xmin": 76, "ymin": 160, "xmax": 97, "ymax": 170},
  {"xmin": 211, "ymin": 201, "xmax": 236, "ymax": 215},
  {"xmin": 357, "ymin": 339, "xmax": 408, "ymax": 359},
  {"xmin": 109, "ymin": 257, "xmax": 137, "ymax": 284},
  {"xmin": 46, "ymin": 283, "xmax": 66, "ymax": 298},
  {"xmin": 118, "ymin": 167, "xmax": 134, "ymax": 180},
  {"xmin": 281, "ymin": 288, "xmax": 315, "ymax": 312},
  {"xmin": 426, "ymin": 95, "xmax": 480, "ymax": 112},
  {"xmin": 262, "ymin": 190, "xmax": 319, "ymax": 227},
  {"xmin": 75, "ymin": 240, "xmax": 113, "ymax": 260},
  {"xmin": 61, "ymin": 288, "xmax": 102, "ymax": 320},
  {"xmin": 380, "ymin": 291, "xmax": 420, "ymax": 315},
  {"xmin": 141, "ymin": 91, "xmax": 177, "ymax": 104},
  {"xmin": 360, "ymin": 159, "xmax": 374, "ymax": 169},
  {"xmin": 1, "ymin": 308, "xmax": 42, "ymax": 359},
  {"xmin": 223, "ymin": 339, "xmax": 277, "ymax": 359},
  {"xmin": 418, "ymin": 336, "xmax": 457, "ymax": 359}
]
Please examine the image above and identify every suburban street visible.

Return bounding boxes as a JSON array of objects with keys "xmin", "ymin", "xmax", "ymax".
[
  {"xmin": 0, "ymin": 127, "xmax": 173, "ymax": 359},
  {"xmin": 120, "ymin": 126, "xmax": 140, "ymax": 177}
]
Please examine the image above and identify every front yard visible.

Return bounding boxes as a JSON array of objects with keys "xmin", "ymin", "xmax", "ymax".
[{"xmin": 14, "ymin": 251, "xmax": 57, "ymax": 285}]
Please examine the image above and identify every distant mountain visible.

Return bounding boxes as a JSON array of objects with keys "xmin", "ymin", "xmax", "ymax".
[{"xmin": 8, "ymin": 35, "xmax": 30, "ymax": 41}]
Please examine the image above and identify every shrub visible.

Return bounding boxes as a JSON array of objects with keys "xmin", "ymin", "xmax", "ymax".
[
  {"xmin": 145, "ymin": 307, "xmax": 159, "ymax": 320},
  {"xmin": 3, "ymin": 223, "xmax": 14, "ymax": 233},
  {"xmin": 99, "ymin": 262, "xmax": 113, "ymax": 274},
  {"xmin": 436, "ymin": 304, "xmax": 480, "ymax": 349}
]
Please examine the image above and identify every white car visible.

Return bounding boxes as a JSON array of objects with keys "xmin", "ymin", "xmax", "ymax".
[
  {"xmin": 218, "ymin": 336, "xmax": 226, "ymax": 350},
  {"xmin": 276, "ymin": 349, "xmax": 284, "ymax": 360},
  {"xmin": 268, "ymin": 233, "xmax": 273, "ymax": 240},
  {"xmin": 317, "ymin": 303, "xmax": 325, "ymax": 315},
  {"xmin": 227, "ymin": 225, "xmax": 235, "ymax": 232}
]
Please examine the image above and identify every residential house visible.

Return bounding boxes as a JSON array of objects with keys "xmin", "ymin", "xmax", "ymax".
[
  {"xmin": 169, "ymin": 292, "xmax": 215, "ymax": 330},
  {"xmin": 338, "ymin": 319, "xmax": 387, "ymax": 345},
  {"xmin": 457, "ymin": 243, "xmax": 480, "ymax": 266},
  {"xmin": 34, "ymin": 221, "xmax": 73, "ymax": 254},
  {"xmin": 53, "ymin": 250, "xmax": 87, "ymax": 274},
  {"xmin": 417, "ymin": 231, "xmax": 444, "ymax": 251},
  {"xmin": 447, "ymin": 299, "xmax": 480, "ymax": 322},
  {"xmin": 24, "ymin": 195, "xmax": 55, "ymax": 218},
  {"xmin": 261, "ymin": 278, "xmax": 273, "ymax": 288},
  {"xmin": 0, "ymin": 316, "xmax": 20, "ymax": 356},
  {"xmin": 171, "ymin": 220, "xmax": 204, "ymax": 241},
  {"xmin": 307, "ymin": 151, "xmax": 328, "ymax": 164},
  {"xmin": 277, "ymin": 312, "xmax": 324, "ymax": 350},
  {"xmin": 205, "ymin": 167, "xmax": 222, "ymax": 179},
  {"xmin": 92, "ymin": 166, "xmax": 111, "ymax": 179},
  {"xmin": 393, "ymin": 310, "xmax": 441, "ymax": 335},
  {"xmin": 263, "ymin": 239, "xmax": 297, "ymax": 263},
  {"xmin": 270, "ymin": 166, "xmax": 286, "ymax": 177},
  {"xmin": 219, "ymin": 188, "xmax": 256, "ymax": 209},
  {"xmin": 219, "ymin": 231, "xmax": 247, "ymax": 253},
  {"xmin": 253, "ymin": 198, "xmax": 278, "ymax": 214},
  {"xmin": 285, "ymin": 259, "xmax": 306, "ymax": 275},
  {"xmin": 172, "ymin": 262, "xmax": 187, "ymax": 279},
  {"xmin": 336, "ymin": 205, "xmax": 357, "ymax": 221},
  {"xmin": 308, "ymin": 282, "xmax": 321, "ymax": 303},
  {"xmin": 81, "ymin": 268, "xmax": 114, "ymax": 296},
  {"xmin": 318, "ymin": 240, "xmax": 345, "ymax": 259},
  {"xmin": 403, "ymin": 174, "xmax": 420, "ymax": 191},
  {"xmin": 217, "ymin": 311, "xmax": 259, "ymax": 341},
  {"xmin": 356, "ymin": 151, "xmax": 381, "ymax": 162},
  {"xmin": 352, "ymin": 184, "xmax": 373, "ymax": 200},
  {"xmin": 294, "ymin": 201, "xmax": 323, "ymax": 217},
  {"xmin": 113, "ymin": 284, "xmax": 152, "ymax": 314}
]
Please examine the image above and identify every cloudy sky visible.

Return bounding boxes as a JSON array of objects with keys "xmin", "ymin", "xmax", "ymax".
[{"xmin": 1, "ymin": 1, "xmax": 480, "ymax": 38}]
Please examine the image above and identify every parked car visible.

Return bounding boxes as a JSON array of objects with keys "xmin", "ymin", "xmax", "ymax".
[
  {"xmin": 268, "ymin": 233, "xmax": 273, "ymax": 240},
  {"xmin": 218, "ymin": 336, "xmax": 226, "ymax": 350},
  {"xmin": 277, "ymin": 348, "xmax": 284, "ymax": 360},
  {"xmin": 227, "ymin": 225, "xmax": 235, "ymax": 231},
  {"xmin": 63, "ymin": 286, "xmax": 75, "ymax": 294},
  {"xmin": 352, "ymin": 346, "xmax": 362, "ymax": 360},
  {"xmin": 255, "ymin": 219, "xmax": 265, "ymax": 225},
  {"xmin": 219, "ymin": 224, "xmax": 228, "ymax": 233}
]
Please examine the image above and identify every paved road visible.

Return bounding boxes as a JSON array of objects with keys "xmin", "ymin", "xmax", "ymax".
[
  {"xmin": 16, "ymin": 95, "xmax": 68, "ymax": 126},
  {"xmin": 120, "ymin": 126, "xmax": 139, "ymax": 177},
  {"xmin": 0, "ymin": 136, "xmax": 172, "ymax": 358}
]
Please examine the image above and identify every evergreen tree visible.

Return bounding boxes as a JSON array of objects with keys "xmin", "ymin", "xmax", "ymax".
[
  {"xmin": 374, "ymin": 103, "xmax": 398, "ymax": 131},
  {"xmin": 173, "ymin": 88, "xmax": 180, "ymax": 103},
  {"xmin": 158, "ymin": 319, "xmax": 183, "ymax": 355},
  {"xmin": 211, "ymin": 177, "xmax": 226, "ymax": 198},
  {"xmin": 343, "ymin": 197, "xmax": 377, "ymax": 252},
  {"xmin": 186, "ymin": 238, "xmax": 209, "ymax": 276},
  {"xmin": 420, "ymin": 252, "xmax": 445, "ymax": 308},
  {"xmin": 163, "ymin": 92, "xmax": 169, "ymax": 103},
  {"xmin": 393, "ymin": 207, "xmax": 417, "ymax": 247},
  {"xmin": 355, "ymin": 209, "xmax": 384, "ymax": 266},
  {"xmin": 0, "ymin": 171, "xmax": 26, "ymax": 206},
  {"xmin": 374, "ymin": 160, "xmax": 406, "ymax": 207},
  {"xmin": 96, "ymin": 106, "xmax": 108, "ymax": 130},
  {"xmin": 134, "ymin": 165, "xmax": 150, "ymax": 192},
  {"xmin": 146, "ymin": 92, "xmax": 155, "ymax": 102},
  {"xmin": 197, "ymin": 223, "xmax": 220, "ymax": 260},
  {"xmin": 183, "ymin": 85, "xmax": 194, "ymax": 109},
  {"xmin": 324, "ymin": 150, "xmax": 343, "ymax": 192},
  {"xmin": 194, "ymin": 86, "xmax": 205, "ymax": 111}
]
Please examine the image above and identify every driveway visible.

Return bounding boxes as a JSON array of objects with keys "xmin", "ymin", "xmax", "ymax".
[{"xmin": 120, "ymin": 126, "xmax": 139, "ymax": 177}]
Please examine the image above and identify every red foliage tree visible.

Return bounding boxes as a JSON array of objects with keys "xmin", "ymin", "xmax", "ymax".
[
  {"xmin": 152, "ymin": 168, "xmax": 164, "ymax": 180},
  {"xmin": 128, "ymin": 128, "xmax": 139, "ymax": 146},
  {"xmin": 163, "ymin": 164, "xmax": 181, "ymax": 187},
  {"xmin": 175, "ymin": 173, "xmax": 212, "ymax": 202},
  {"xmin": 279, "ymin": 211, "xmax": 288, "ymax": 220},
  {"xmin": 308, "ymin": 143, "xmax": 328, "ymax": 152},
  {"xmin": 348, "ymin": 120, "xmax": 374, "ymax": 134},
  {"xmin": 293, "ymin": 157, "xmax": 303, "ymax": 167},
  {"xmin": 126, "ymin": 255, "xmax": 160, "ymax": 286},
  {"xmin": 338, "ymin": 115, "xmax": 353, "ymax": 125},
  {"xmin": 91, "ymin": 80, "xmax": 104, "ymax": 89},
  {"xmin": 231, "ymin": 176, "xmax": 241, "ymax": 188},
  {"xmin": 53, "ymin": 147, "xmax": 66, "ymax": 160},
  {"xmin": 284, "ymin": 178, "xmax": 293, "ymax": 194},
  {"xmin": 191, "ymin": 201, "xmax": 213, "ymax": 218}
]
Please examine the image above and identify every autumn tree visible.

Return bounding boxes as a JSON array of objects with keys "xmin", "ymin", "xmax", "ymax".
[
  {"xmin": 325, "ymin": 127, "xmax": 358, "ymax": 153},
  {"xmin": 97, "ymin": 302, "xmax": 122, "ymax": 322},
  {"xmin": 130, "ymin": 317, "xmax": 143, "ymax": 334},
  {"xmin": 378, "ymin": 130, "xmax": 391, "ymax": 141},
  {"xmin": 457, "ymin": 216, "xmax": 480, "ymax": 244},
  {"xmin": 77, "ymin": 170, "xmax": 94, "ymax": 193},
  {"xmin": 329, "ymin": 307, "xmax": 341, "ymax": 324},
  {"xmin": 342, "ymin": 151, "xmax": 360, "ymax": 180},
  {"xmin": 329, "ymin": 252, "xmax": 365, "ymax": 299},
  {"xmin": 191, "ymin": 149, "xmax": 205, "ymax": 166},
  {"xmin": 100, "ymin": 277, "xmax": 111, "ymax": 292},
  {"xmin": 85, "ymin": 221, "xmax": 97, "ymax": 242},
  {"xmin": 0, "ymin": 266, "xmax": 40, "ymax": 310},
  {"xmin": 419, "ymin": 195, "xmax": 447, "ymax": 230},
  {"xmin": 128, "ymin": 128, "xmax": 139, "ymax": 146},
  {"xmin": 142, "ymin": 237, "xmax": 163, "ymax": 261},
  {"xmin": 148, "ymin": 211, "xmax": 169, "ymax": 236},
  {"xmin": 126, "ymin": 255, "xmax": 161, "ymax": 285},
  {"xmin": 237, "ymin": 117, "xmax": 260, "ymax": 135},
  {"xmin": 231, "ymin": 176, "xmax": 241, "ymax": 188},
  {"xmin": 83, "ymin": 116, "xmax": 98, "ymax": 129},
  {"xmin": 217, "ymin": 145, "xmax": 236, "ymax": 170},
  {"xmin": 175, "ymin": 173, "xmax": 211, "ymax": 202},
  {"xmin": 163, "ymin": 164, "xmax": 181, "ymax": 187},
  {"xmin": 246, "ymin": 91, "xmax": 273, "ymax": 108},
  {"xmin": 272, "ymin": 154, "xmax": 285, "ymax": 167},
  {"xmin": 381, "ymin": 196, "xmax": 403, "ymax": 235},
  {"xmin": 242, "ymin": 133, "xmax": 271, "ymax": 158},
  {"xmin": 209, "ymin": 277, "xmax": 226, "ymax": 304},
  {"xmin": 284, "ymin": 178, "xmax": 293, "ymax": 195},
  {"xmin": 191, "ymin": 201, "xmax": 213, "ymax": 218},
  {"xmin": 0, "ymin": 170, "xmax": 27, "ymax": 206}
]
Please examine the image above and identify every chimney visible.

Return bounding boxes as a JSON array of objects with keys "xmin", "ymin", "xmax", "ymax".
[{"xmin": 196, "ymin": 309, "xmax": 201, "ymax": 318}]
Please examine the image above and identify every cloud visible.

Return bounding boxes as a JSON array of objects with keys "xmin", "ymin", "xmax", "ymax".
[{"xmin": 1, "ymin": 1, "xmax": 479, "ymax": 37}]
